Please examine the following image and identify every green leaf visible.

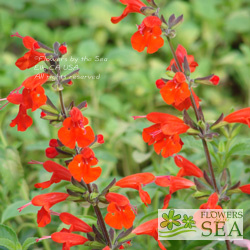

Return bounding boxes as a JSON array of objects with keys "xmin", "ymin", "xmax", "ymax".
[
  {"xmin": 226, "ymin": 10, "xmax": 250, "ymax": 33},
  {"xmin": 0, "ymin": 238, "xmax": 16, "ymax": 250},
  {"xmin": 138, "ymin": 211, "xmax": 157, "ymax": 224},
  {"xmin": 1, "ymin": 201, "xmax": 39, "ymax": 223},
  {"xmin": 228, "ymin": 140, "xmax": 250, "ymax": 157},
  {"xmin": 22, "ymin": 237, "xmax": 38, "ymax": 250},
  {"xmin": 0, "ymin": 147, "xmax": 24, "ymax": 193},
  {"xmin": 236, "ymin": 200, "xmax": 250, "ymax": 213},
  {"xmin": 193, "ymin": 0, "xmax": 222, "ymax": 20},
  {"xmin": 99, "ymin": 94, "xmax": 122, "ymax": 115},
  {"xmin": 0, "ymin": 224, "xmax": 18, "ymax": 244}
]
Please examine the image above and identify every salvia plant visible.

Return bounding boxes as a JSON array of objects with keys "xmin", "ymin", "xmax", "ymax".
[{"xmin": 0, "ymin": 0, "xmax": 249, "ymax": 250}]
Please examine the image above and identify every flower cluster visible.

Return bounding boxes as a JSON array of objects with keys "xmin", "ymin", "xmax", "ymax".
[{"xmin": 111, "ymin": 0, "xmax": 250, "ymax": 248}]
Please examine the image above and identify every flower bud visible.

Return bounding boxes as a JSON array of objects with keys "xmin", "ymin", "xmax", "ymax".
[{"xmin": 58, "ymin": 44, "xmax": 67, "ymax": 55}]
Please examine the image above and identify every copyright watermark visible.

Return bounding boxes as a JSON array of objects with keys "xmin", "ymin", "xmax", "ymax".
[{"xmin": 158, "ymin": 209, "xmax": 243, "ymax": 240}]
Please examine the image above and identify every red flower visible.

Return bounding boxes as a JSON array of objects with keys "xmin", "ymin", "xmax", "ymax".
[
  {"xmin": 160, "ymin": 72, "xmax": 190, "ymax": 106},
  {"xmin": 131, "ymin": 16, "xmax": 164, "ymax": 54},
  {"xmin": 105, "ymin": 193, "xmax": 136, "ymax": 229},
  {"xmin": 156, "ymin": 79, "xmax": 166, "ymax": 89},
  {"xmin": 195, "ymin": 74, "xmax": 220, "ymax": 86},
  {"xmin": 209, "ymin": 75, "xmax": 220, "ymax": 85},
  {"xmin": 20, "ymin": 193, "xmax": 69, "ymax": 227},
  {"xmin": 34, "ymin": 161, "xmax": 71, "ymax": 189},
  {"xmin": 59, "ymin": 212, "xmax": 93, "ymax": 233},
  {"xmin": 162, "ymin": 194, "xmax": 171, "ymax": 209},
  {"xmin": 45, "ymin": 147, "xmax": 59, "ymax": 158},
  {"xmin": 68, "ymin": 148, "xmax": 101, "ymax": 183},
  {"xmin": 51, "ymin": 232, "xmax": 88, "ymax": 250},
  {"xmin": 7, "ymin": 87, "xmax": 47, "ymax": 111},
  {"xmin": 58, "ymin": 107, "xmax": 95, "ymax": 149},
  {"xmin": 135, "ymin": 112, "xmax": 189, "ymax": 157},
  {"xmin": 155, "ymin": 176, "xmax": 195, "ymax": 194},
  {"xmin": 9, "ymin": 104, "xmax": 33, "ymax": 131},
  {"xmin": 224, "ymin": 108, "xmax": 250, "ymax": 128},
  {"xmin": 167, "ymin": 44, "xmax": 198, "ymax": 73},
  {"xmin": 49, "ymin": 139, "xmax": 59, "ymax": 147},
  {"xmin": 116, "ymin": 173, "xmax": 155, "ymax": 206},
  {"xmin": 199, "ymin": 193, "xmax": 222, "ymax": 209},
  {"xmin": 97, "ymin": 134, "xmax": 105, "ymax": 144},
  {"xmin": 132, "ymin": 219, "xmax": 166, "ymax": 250},
  {"xmin": 172, "ymin": 89, "xmax": 200, "ymax": 111},
  {"xmin": 174, "ymin": 155, "xmax": 203, "ymax": 178},
  {"xmin": 156, "ymin": 78, "xmax": 200, "ymax": 111},
  {"xmin": 239, "ymin": 184, "xmax": 250, "ymax": 194},
  {"xmin": 7, "ymin": 86, "xmax": 47, "ymax": 131},
  {"xmin": 21, "ymin": 73, "xmax": 50, "ymax": 90},
  {"xmin": 59, "ymin": 45, "xmax": 67, "ymax": 54},
  {"xmin": 11, "ymin": 33, "xmax": 46, "ymax": 70},
  {"xmin": 103, "ymin": 247, "xmax": 110, "ymax": 250},
  {"xmin": 46, "ymin": 139, "xmax": 60, "ymax": 158},
  {"xmin": 111, "ymin": 0, "xmax": 146, "ymax": 24}
]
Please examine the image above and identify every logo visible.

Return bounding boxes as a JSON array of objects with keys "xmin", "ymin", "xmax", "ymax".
[{"xmin": 158, "ymin": 209, "xmax": 243, "ymax": 240}]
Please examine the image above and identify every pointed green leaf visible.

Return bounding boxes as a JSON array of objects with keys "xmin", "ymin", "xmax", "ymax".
[
  {"xmin": 22, "ymin": 237, "xmax": 38, "ymax": 250},
  {"xmin": 0, "ymin": 238, "xmax": 16, "ymax": 249},
  {"xmin": 0, "ymin": 224, "xmax": 18, "ymax": 243}
]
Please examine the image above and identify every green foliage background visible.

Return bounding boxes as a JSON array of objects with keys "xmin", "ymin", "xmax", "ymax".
[{"xmin": 0, "ymin": 0, "xmax": 249, "ymax": 249}]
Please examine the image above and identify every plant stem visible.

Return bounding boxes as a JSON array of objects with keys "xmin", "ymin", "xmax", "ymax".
[
  {"xmin": 87, "ymin": 184, "xmax": 112, "ymax": 248},
  {"xmin": 59, "ymin": 90, "xmax": 67, "ymax": 118},
  {"xmin": 225, "ymin": 240, "xmax": 232, "ymax": 250},
  {"xmin": 166, "ymin": 36, "xmax": 219, "ymax": 193},
  {"xmin": 166, "ymin": 35, "xmax": 233, "ymax": 249}
]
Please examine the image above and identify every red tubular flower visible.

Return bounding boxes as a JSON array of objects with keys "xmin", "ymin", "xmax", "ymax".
[
  {"xmin": 199, "ymin": 193, "xmax": 222, "ymax": 209},
  {"xmin": 116, "ymin": 173, "xmax": 155, "ymax": 206},
  {"xmin": 136, "ymin": 112, "xmax": 189, "ymax": 157},
  {"xmin": 68, "ymin": 148, "xmax": 101, "ymax": 183},
  {"xmin": 111, "ymin": 0, "xmax": 146, "ymax": 24},
  {"xmin": 167, "ymin": 44, "xmax": 198, "ymax": 73},
  {"xmin": 160, "ymin": 72, "xmax": 190, "ymax": 107},
  {"xmin": 21, "ymin": 73, "xmax": 50, "ymax": 90},
  {"xmin": 34, "ymin": 161, "xmax": 71, "ymax": 189},
  {"xmin": 155, "ymin": 176, "xmax": 195, "ymax": 194},
  {"xmin": 162, "ymin": 194, "xmax": 171, "ymax": 209},
  {"xmin": 131, "ymin": 16, "xmax": 164, "ymax": 54},
  {"xmin": 51, "ymin": 232, "xmax": 88, "ymax": 250},
  {"xmin": 59, "ymin": 212, "xmax": 93, "ymax": 233},
  {"xmin": 23, "ymin": 87, "xmax": 47, "ymax": 111},
  {"xmin": 239, "ymin": 184, "xmax": 250, "ymax": 194},
  {"xmin": 172, "ymin": 89, "xmax": 200, "ymax": 111},
  {"xmin": 132, "ymin": 219, "xmax": 166, "ymax": 250},
  {"xmin": 105, "ymin": 193, "xmax": 136, "ymax": 229},
  {"xmin": 11, "ymin": 33, "xmax": 46, "ymax": 70},
  {"xmin": 224, "ymin": 108, "xmax": 250, "ymax": 128},
  {"xmin": 58, "ymin": 107, "xmax": 95, "ymax": 149},
  {"xmin": 7, "ymin": 86, "xmax": 47, "ymax": 131},
  {"xmin": 174, "ymin": 155, "xmax": 203, "ymax": 178},
  {"xmin": 156, "ymin": 78, "xmax": 200, "ymax": 111},
  {"xmin": 31, "ymin": 192, "xmax": 69, "ymax": 227},
  {"xmin": 9, "ymin": 104, "xmax": 33, "ymax": 131}
]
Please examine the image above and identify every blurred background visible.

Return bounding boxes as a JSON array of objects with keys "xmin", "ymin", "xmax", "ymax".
[{"xmin": 0, "ymin": 0, "xmax": 250, "ymax": 249}]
